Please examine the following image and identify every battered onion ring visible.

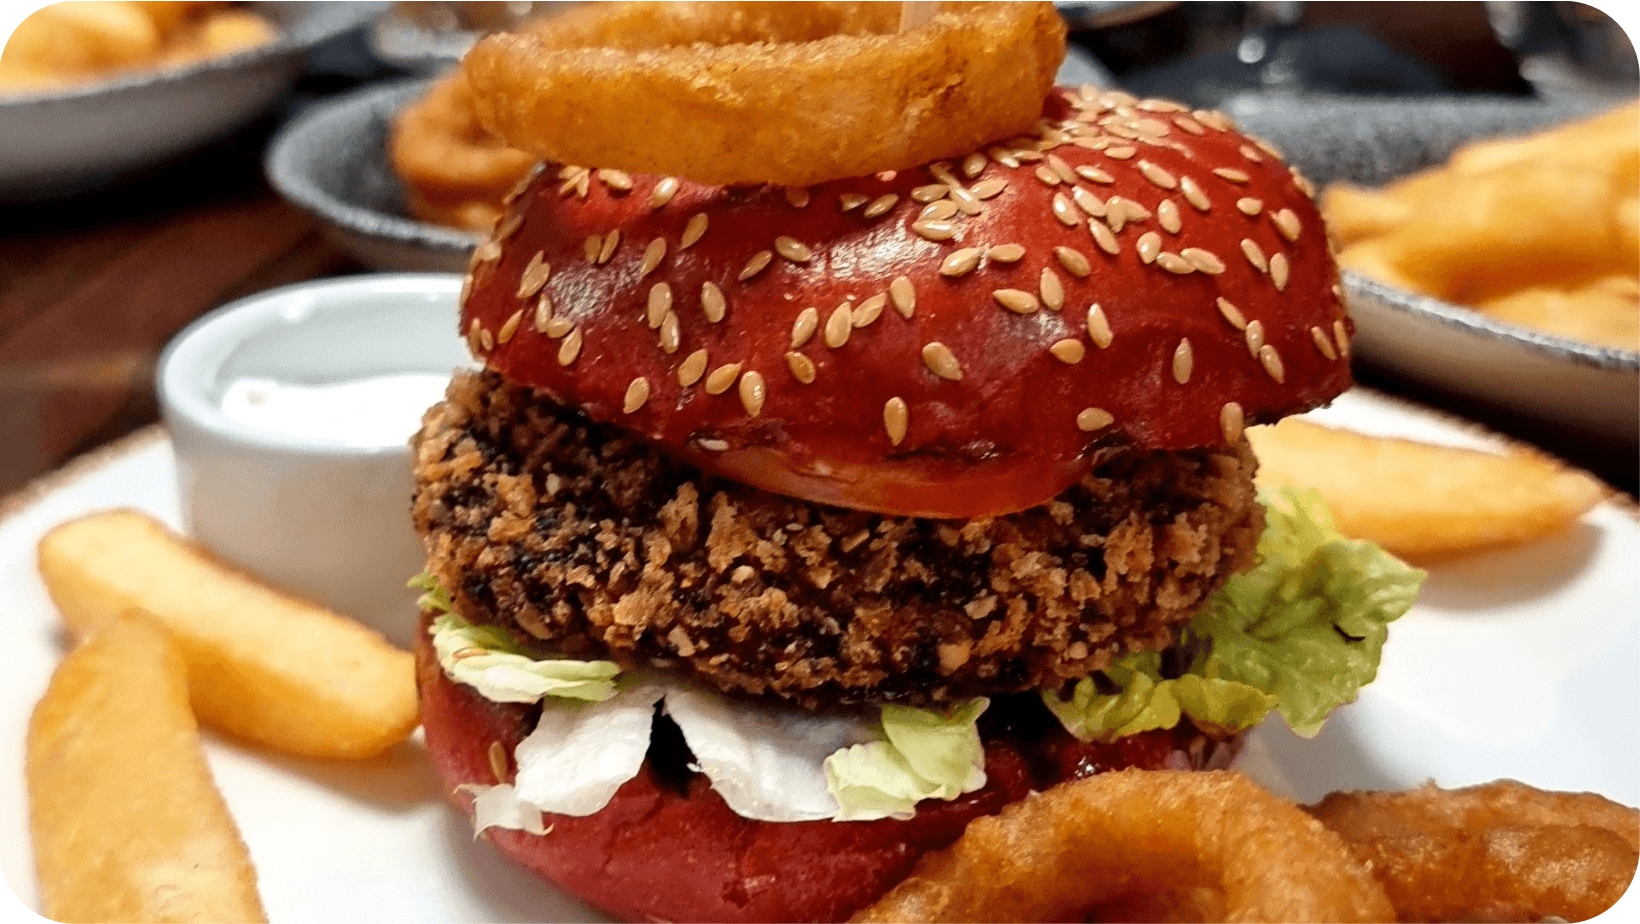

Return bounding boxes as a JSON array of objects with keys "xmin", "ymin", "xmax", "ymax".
[
  {"xmin": 461, "ymin": 1, "xmax": 1066, "ymax": 186},
  {"xmin": 388, "ymin": 72, "xmax": 538, "ymax": 232},
  {"xmin": 1306, "ymin": 781, "xmax": 1639, "ymax": 923},
  {"xmin": 851, "ymin": 770, "xmax": 1394, "ymax": 923}
]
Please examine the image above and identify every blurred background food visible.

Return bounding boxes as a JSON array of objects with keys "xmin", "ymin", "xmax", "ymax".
[{"xmin": 0, "ymin": 1, "xmax": 277, "ymax": 94}]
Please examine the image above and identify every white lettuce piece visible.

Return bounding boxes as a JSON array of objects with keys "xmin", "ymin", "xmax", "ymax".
[
  {"xmin": 664, "ymin": 686, "xmax": 878, "ymax": 822},
  {"xmin": 454, "ymin": 783, "xmax": 548, "ymax": 837},
  {"xmin": 512, "ymin": 681, "xmax": 666, "ymax": 816}
]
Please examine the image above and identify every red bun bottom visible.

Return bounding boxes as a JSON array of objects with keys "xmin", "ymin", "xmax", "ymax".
[{"xmin": 417, "ymin": 626, "xmax": 1239, "ymax": 922}]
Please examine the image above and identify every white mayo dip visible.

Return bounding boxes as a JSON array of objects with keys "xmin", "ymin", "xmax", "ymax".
[{"xmin": 219, "ymin": 372, "xmax": 451, "ymax": 447}]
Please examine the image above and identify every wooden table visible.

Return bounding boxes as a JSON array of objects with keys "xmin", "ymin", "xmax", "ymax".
[{"xmin": 1, "ymin": 99, "xmax": 1634, "ymax": 503}]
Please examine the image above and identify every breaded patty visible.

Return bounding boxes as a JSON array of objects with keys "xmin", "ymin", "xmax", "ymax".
[{"xmin": 413, "ymin": 370, "xmax": 1263, "ymax": 709}]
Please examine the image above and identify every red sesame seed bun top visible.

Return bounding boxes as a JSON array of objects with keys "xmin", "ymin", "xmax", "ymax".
[{"xmin": 458, "ymin": 87, "xmax": 1352, "ymax": 518}]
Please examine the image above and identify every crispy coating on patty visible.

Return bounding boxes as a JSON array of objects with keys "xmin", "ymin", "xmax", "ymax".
[{"xmin": 412, "ymin": 370, "xmax": 1263, "ymax": 709}]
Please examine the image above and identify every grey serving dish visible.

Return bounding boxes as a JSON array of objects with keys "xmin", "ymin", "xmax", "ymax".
[{"xmin": 0, "ymin": 2, "xmax": 383, "ymax": 202}]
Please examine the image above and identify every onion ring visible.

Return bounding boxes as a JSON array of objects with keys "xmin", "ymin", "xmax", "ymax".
[
  {"xmin": 461, "ymin": 1, "xmax": 1066, "ymax": 186},
  {"xmin": 850, "ymin": 769, "xmax": 1394, "ymax": 923},
  {"xmin": 1306, "ymin": 780, "xmax": 1639, "ymax": 923},
  {"xmin": 388, "ymin": 72, "xmax": 538, "ymax": 232}
]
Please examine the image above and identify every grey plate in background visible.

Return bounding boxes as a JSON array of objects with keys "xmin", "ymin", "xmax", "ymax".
[
  {"xmin": 262, "ymin": 48, "xmax": 1114, "ymax": 275},
  {"xmin": 0, "ymin": 2, "xmax": 383, "ymax": 202},
  {"xmin": 1232, "ymin": 93, "xmax": 1638, "ymax": 449}
]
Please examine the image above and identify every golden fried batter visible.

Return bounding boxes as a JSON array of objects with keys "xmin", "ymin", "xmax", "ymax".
[{"xmin": 412, "ymin": 370, "xmax": 1262, "ymax": 708}]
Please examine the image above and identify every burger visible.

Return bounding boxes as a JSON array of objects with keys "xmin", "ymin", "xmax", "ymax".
[{"xmin": 407, "ymin": 9, "xmax": 1424, "ymax": 922}]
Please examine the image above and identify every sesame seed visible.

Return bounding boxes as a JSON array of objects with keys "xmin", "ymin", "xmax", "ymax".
[
  {"xmin": 825, "ymin": 304, "xmax": 853, "ymax": 347},
  {"xmin": 558, "ymin": 328, "xmax": 582, "ymax": 365},
  {"xmin": 863, "ymin": 194, "xmax": 900, "ymax": 219},
  {"xmin": 698, "ymin": 439, "xmax": 729, "ymax": 452},
  {"xmin": 488, "ymin": 739, "xmax": 509, "ymax": 783},
  {"xmin": 582, "ymin": 235, "xmax": 600, "ymax": 262},
  {"xmin": 1272, "ymin": 208, "xmax": 1302, "ymax": 242},
  {"xmin": 785, "ymin": 351, "xmax": 816, "ymax": 384},
  {"xmin": 679, "ymin": 349, "xmax": 708, "ymax": 386},
  {"xmin": 738, "ymin": 371, "xmax": 766, "ymax": 417},
  {"xmin": 1051, "ymin": 193, "xmax": 1080, "ymax": 227},
  {"xmin": 790, "ymin": 307, "xmax": 818, "ymax": 348},
  {"xmin": 1238, "ymin": 144, "xmax": 1264, "ymax": 163},
  {"xmin": 949, "ymin": 185, "xmax": 983, "ymax": 215},
  {"xmin": 1050, "ymin": 339, "xmax": 1085, "ymax": 363},
  {"xmin": 929, "ymin": 163, "xmax": 963, "ymax": 188},
  {"xmin": 479, "ymin": 327, "xmax": 494, "ymax": 351},
  {"xmin": 1182, "ymin": 247, "xmax": 1226, "ymax": 274},
  {"xmin": 496, "ymin": 212, "xmax": 523, "ymax": 240},
  {"xmin": 890, "ymin": 276, "xmax": 916, "ymax": 317},
  {"xmin": 659, "ymin": 312, "xmax": 681, "ymax": 353},
  {"xmin": 517, "ymin": 251, "xmax": 551, "ymax": 298},
  {"xmin": 1312, "ymin": 325, "xmax": 1339, "ymax": 360},
  {"xmin": 1240, "ymin": 239, "xmax": 1269, "ymax": 273},
  {"xmin": 1293, "ymin": 170, "xmax": 1317, "ymax": 199},
  {"xmin": 647, "ymin": 283, "xmax": 672, "ymax": 328},
  {"xmin": 921, "ymin": 341, "xmax": 963, "ymax": 380},
  {"xmin": 1180, "ymin": 176, "xmax": 1210, "ymax": 211},
  {"xmin": 466, "ymin": 318, "xmax": 481, "ymax": 353},
  {"xmin": 681, "ymin": 213, "xmax": 708, "ymax": 249},
  {"xmin": 1089, "ymin": 220, "xmax": 1120, "ymax": 255},
  {"xmin": 994, "ymin": 289, "xmax": 1040, "ymax": 314},
  {"xmin": 1137, "ymin": 160, "xmax": 1178, "ymax": 190},
  {"xmin": 740, "ymin": 250, "xmax": 774, "ymax": 280},
  {"xmin": 1034, "ymin": 165, "xmax": 1062, "ymax": 187},
  {"xmin": 1137, "ymin": 231, "xmax": 1162, "ymax": 264},
  {"xmin": 544, "ymin": 316, "xmax": 574, "ymax": 338},
  {"xmin": 533, "ymin": 295, "xmax": 552, "ymax": 332},
  {"xmin": 651, "ymin": 176, "xmax": 680, "ymax": 209},
  {"xmin": 1086, "ymin": 303, "xmax": 1113, "ymax": 348},
  {"xmin": 911, "ymin": 184, "xmax": 949, "ymax": 203},
  {"xmin": 988, "ymin": 243, "xmax": 1026, "ymax": 263},
  {"xmin": 498, "ymin": 310, "xmax": 521, "ymax": 344},
  {"xmin": 1196, "ymin": 109, "xmax": 1234, "ymax": 131},
  {"xmin": 702, "ymin": 281, "xmax": 727, "ymax": 323},
  {"xmin": 1174, "ymin": 116, "xmax": 1207, "ymax": 135},
  {"xmin": 1157, "ymin": 199, "xmax": 1182, "ymax": 234},
  {"xmin": 921, "ymin": 200, "xmax": 959, "ymax": 222},
  {"xmin": 971, "ymin": 178, "xmax": 1008, "ymax": 200},
  {"xmin": 941, "ymin": 248, "xmax": 984, "ymax": 277},
  {"xmin": 1234, "ymin": 197, "xmax": 1267, "ymax": 217},
  {"xmin": 774, "ymin": 237, "xmax": 812, "ymax": 264},
  {"xmin": 963, "ymin": 152, "xmax": 988, "ymax": 178},
  {"xmin": 1212, "ymin": 167, "xmax": 1250, "ymax": 184},
  {"xmin": 1120, "ymin": 198, "xmax": 1153, "ymax": 221},
  {"xmin": 1076, "ymin": 407, "xmax": 1114, "ymax": 431},
  {"xmin": 639, "ymin": 238, "xmax": 667, "ymax": 277},
  {"xmin": 1105, "ymin": 198, "xmax": 1128, "ymax": 233},
  {"xmin": 783, "ymin": 186, "xmax": 810, "ymax": 208},
  {"xmin": 1040, "ymin": 268, "xmax": 1065, "ymax": 310},
  {"xmin": 1245, "ymin": 319, "xmax": 1266, "ymax": 358},
  {"xmin": 460, "ymin": 272, "xmax": 474, "ymax": 306},
  {"xmin": 705, "ymin": 362, "xmax": 741, "ymax": 395},
  {"xmin": 1172, "ymin": 338, "xmax": 1193, "ymax": 384},
  {"xmin": 1217, "ymin": 297, "xmax": 1247, "ymax": 330},
  {"xmin": 1220, "ymin": 402, "xmax": 1244, "ymax": 443},
  {"xmin": 1072, "ymin": 186, "xmax": 1106, "ymax": 217},
  {"xmin": 989, "ymin": 147, "xmax": 1020, "ymax": 168},
  {"xmin": 1132, "ymin": 117, "xmax": 1171, "ymax": 138},
  {"xmin": 624, "ymin": 378, "xmax": 650, "ymax": 413},
  {"xmin": 1155, "ymin": 252, "xmax": 1194, "ymax": 274},
  {"xmin": 853, "ymin": 293, "xmax": 887, "ymax": 328},
  {"xmin": 1334, "ymin": 319, "xmax": 1351, "ymax": 358},
  {"xmin": 911, "ymin": 220, "xmax": 958, "ymax": 241},
  {"xmin": 1104, "ymin": 145, "xmax": 1137, "ymax": 160},
  {"xmin": 883, "ymin": 398, "xmax": 909, "ymax": 446},
  {"xmin": 1075, "ymin": 165, "xmax": 1114, "ymax": 184},
  {"xmin": 1048, "ymin": 154, "xmax": 1079, "ymax": 185},
  {"xmin": 1270, "ymin": 253, "xmax": 1291, "ymax": 291},
  {"xmin": 839, "ymin": 193, "xmax": 868, "ymax": 211},
  {"xmin": 1104, "ymin": 121, "xmax": 1140, "ymax": 140},
  {"xmin": 599, "ymin": 168, "xmax": 633, "ymax": 191},
  {"xmin": 1138, "ymin": 98, "xmax": 1186, "ymax": 113},
  {"xmin": 1259, "ymin": 344, "xmax": 1286, "ymax": 382},
  {"xmin": 597, "ymin": 229, "xmax": 620, "ymax": 264},
  {"xmin": 1055, "ymin": 246, "xmax": 1092, "ymax": 277}
]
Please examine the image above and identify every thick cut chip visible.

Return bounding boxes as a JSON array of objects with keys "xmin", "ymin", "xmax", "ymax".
[
  {"xmin": 37, "ymin": 509, "xmax": 419, "ymax": 759},
  {"xmin": 27, "ymin": 612, "xmax": 267, "ymax": 923},
  {"xmin": 1248, "ymin": 419, "xmax": 1605, "ymax": 558}
]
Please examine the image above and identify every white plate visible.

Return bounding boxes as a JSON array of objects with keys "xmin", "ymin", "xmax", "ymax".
[{"xmin": 1, "ymin": 390, "xmax": 1636, "ymax": 921}]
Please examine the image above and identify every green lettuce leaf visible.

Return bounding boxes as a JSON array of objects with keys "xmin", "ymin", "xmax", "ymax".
[
  {"xmin": 1044, "ymin": 488, "xmax": 1424, "ymax": 742},
  {"xmin": 408, "ymin": 571, "xmax": 454, "ymax": 614},
  {"xmin": 824, "ymin": 699, "xmax": 988, "ymax": 821},
  {"xmin": 429, "ymin": 612, "xmax": 621, "ymax": 704}
]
